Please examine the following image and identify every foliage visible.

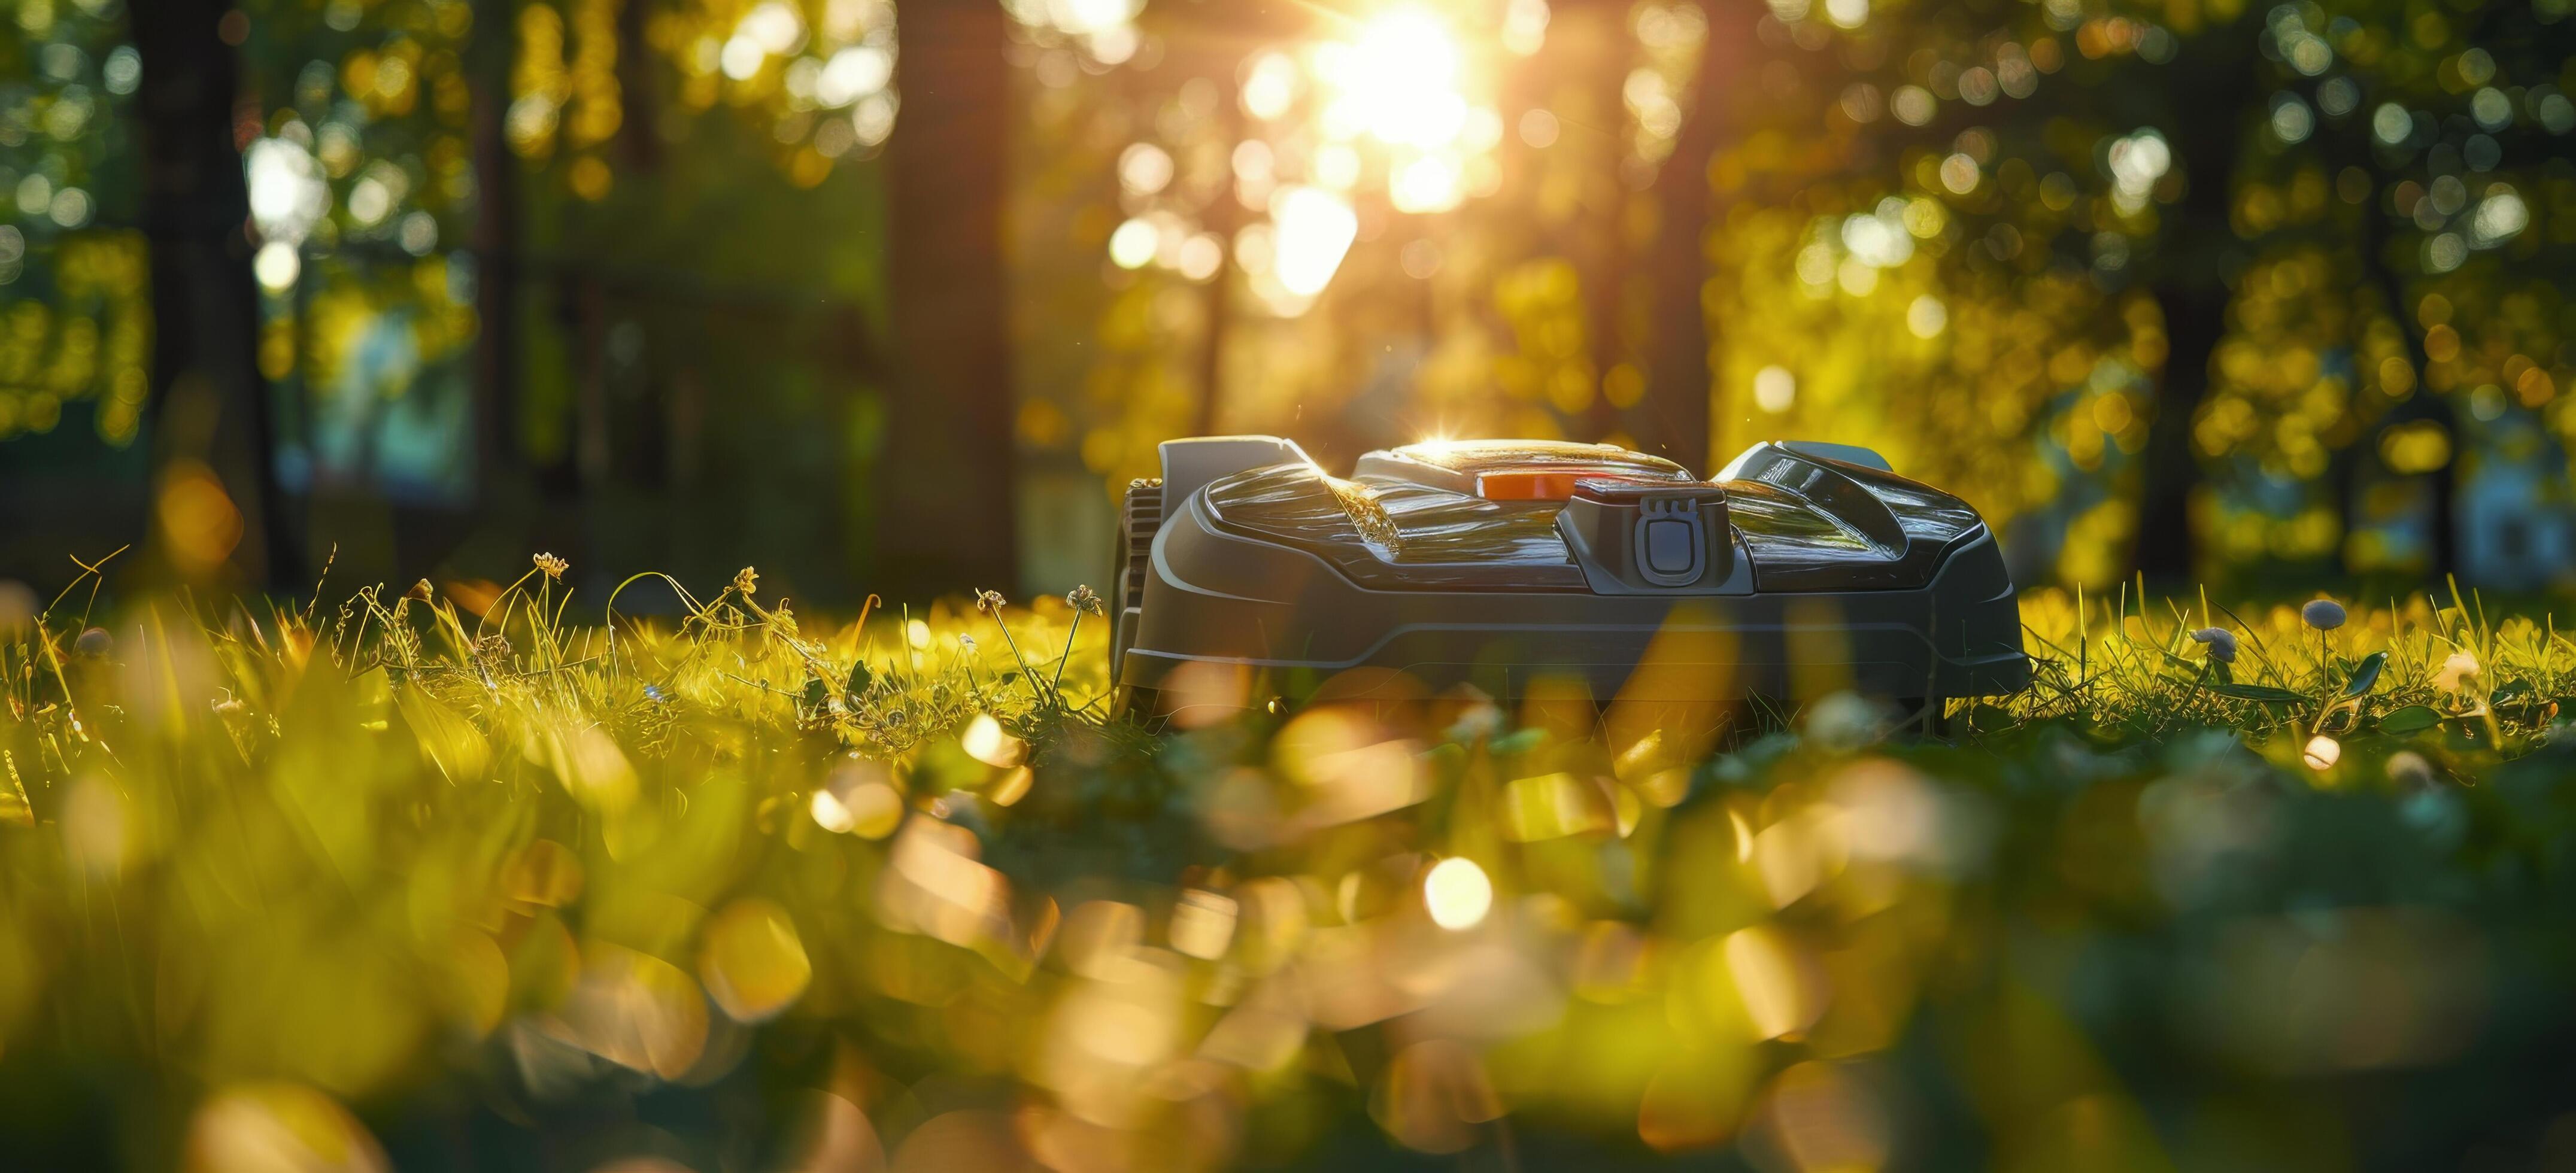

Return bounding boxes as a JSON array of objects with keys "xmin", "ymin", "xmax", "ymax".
[
  {"xmin": 218, "ymin": 0, "xmax": 898, "ymax": 516},
  {"xmin": 0, "ymin": 0, "xmax": 147, "ymax": 446},
  {"xmin": 9, "ymin": 0, "xmax": 2574, "ymax": 592},
  {"xmin": 5, "ymin": 560, "xmax": 2576, "ymax": 1167},
  {"xmin": 1007, "ymin": 0, "xmax": 2576, "ymax": 585}
]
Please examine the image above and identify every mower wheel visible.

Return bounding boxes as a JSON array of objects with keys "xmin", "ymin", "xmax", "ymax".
[{"xmin": 1109, "ymin": 476, "xmax": 1163, "ymax": 705}]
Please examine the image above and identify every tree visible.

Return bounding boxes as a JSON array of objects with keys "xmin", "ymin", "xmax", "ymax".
[
  {"xmin": 2128, "ymin": 11, "xmax": 2260, "ymax": 582},
  {"xmin": 1643, "ymin": 0, "xmax": 1757, "ymax": 472},
  {"xmin": 878, "ymin": 0, "xmax": 1018, "ymax": 597},
  {"xmin": 135, "ymin": 0, "xmax": 298, "ymax": 586},
  {"xmin": 468, "ymin": 0, "xmax": 524, "ymax": 503},
  {"xmin": 1683, "ymin": 0, "xmax": 2571, "ymax": 586}
]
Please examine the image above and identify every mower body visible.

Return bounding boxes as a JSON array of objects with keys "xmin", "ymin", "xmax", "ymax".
[{"xmin": 1110, "ymin": 436, "xmax": 2027, "ymax": 707}]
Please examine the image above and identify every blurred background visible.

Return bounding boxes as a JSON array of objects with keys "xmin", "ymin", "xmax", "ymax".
[{"xmin": 1, "ymin": 0, "xmax": 2572, "ymax": 604}]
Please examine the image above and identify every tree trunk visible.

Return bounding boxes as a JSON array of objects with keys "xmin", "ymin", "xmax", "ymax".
[
  {"xmin": 133, "ymin": 0, "xmax": 297, "ymax": 588},
  {"xmin": 468, "ymin": 0, "xmax": 524, "ymax": 503},
  {"xmin": 2136, "ymin": 281, "xmax": 2229, "ymax": 580},
  {"xmin": 2129, "ymin": 38, "xmax": 2255, "ymax": 582},
  {"xmin": 881, "ymin": 0, "xmax": 1018, "ymax": 598},
  {"xmin": 1193, "ymin": 74, "xmax": 1242, "ymax": 438},
  {"xmin": 1574, "ymin": 0, "xmax": 1632, "ymax": 443},
  {"xmin": 615, "ymin": 0, "xmax": 663, "ymax": 174},
  {"xmin": 1641, "ymin": 0, "xmax": 1748, "ymax": 476},
  {"xmin": 2341, "ymin": 162, "xmax": 2457, "ymax": 579}
]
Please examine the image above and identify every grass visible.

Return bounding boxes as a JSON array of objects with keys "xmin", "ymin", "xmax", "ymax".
[
  {"xmin": 2005, "ymin": 578, "xmax": 2556, "ymax": 762},
  {"xmin": 3, "ymin": 554, "xmax": 2574, "ymax": 1169}
]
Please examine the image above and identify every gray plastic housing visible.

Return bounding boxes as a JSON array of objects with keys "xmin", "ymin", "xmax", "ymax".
[{"xmin": 1158, "ymin": 436, "xmax": 1314, "ymax": 510}]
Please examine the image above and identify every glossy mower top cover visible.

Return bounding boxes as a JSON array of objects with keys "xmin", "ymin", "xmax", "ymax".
[{"xmin": 1109, "ymin": 436, "xmax": 2028, "ymax": 706}]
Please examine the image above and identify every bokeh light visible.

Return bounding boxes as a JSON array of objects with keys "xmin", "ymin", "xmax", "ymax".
[{"xmin": 1423, "ymin": 857, "xmax": 1493, "ymax": 930}]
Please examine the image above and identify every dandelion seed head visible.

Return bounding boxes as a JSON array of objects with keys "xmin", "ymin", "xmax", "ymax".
[
  {"xmin": 2189, "ymin": 627, "xmax": 2238, "ymax": 664},
  {"xmin": 2387, "ymin": 749, "xmax": 2436, "ymax": 787}
]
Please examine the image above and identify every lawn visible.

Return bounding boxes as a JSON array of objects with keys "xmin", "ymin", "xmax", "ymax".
[{"xmin": 4, "ymin": 556, "xmax": 2574, "ymax": 1170}]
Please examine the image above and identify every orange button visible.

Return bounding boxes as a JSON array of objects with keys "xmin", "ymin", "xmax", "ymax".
[{"xmin": 1475, "ymin": 469, "xmax": 1670, "ymax": 500}]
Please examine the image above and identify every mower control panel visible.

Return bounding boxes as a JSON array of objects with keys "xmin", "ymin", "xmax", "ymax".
[{"xmin": 1556, "ymin": 479, "xmax": 1737, "ymax": 594}]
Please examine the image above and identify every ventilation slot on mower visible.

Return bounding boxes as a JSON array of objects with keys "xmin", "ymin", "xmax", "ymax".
[
  {"xmin": 1121, "ymin": 479, "xmax": 1163, "ymax": 613},
  {"xmin": 1109, "ymin": 477, "xmax": 1165, "ymax": 691}
]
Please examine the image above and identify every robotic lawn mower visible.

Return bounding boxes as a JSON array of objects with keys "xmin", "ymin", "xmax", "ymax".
[{"xmin": 1109, "ymin": 436, "xmax": 2028, "ymax": 717}]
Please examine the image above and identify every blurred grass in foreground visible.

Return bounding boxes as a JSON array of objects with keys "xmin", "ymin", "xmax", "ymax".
[{"xmin": 5, "ymin": 557, "xmax": 2576, "ymax": 1170}]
